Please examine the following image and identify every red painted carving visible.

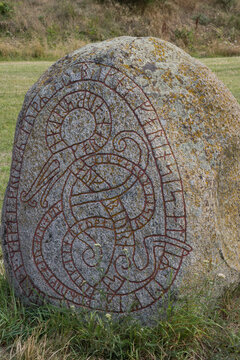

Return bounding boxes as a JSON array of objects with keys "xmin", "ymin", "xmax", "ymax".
[{"xmin": 5, "ymin": 62, "xmax": 192, "ymax": 313}]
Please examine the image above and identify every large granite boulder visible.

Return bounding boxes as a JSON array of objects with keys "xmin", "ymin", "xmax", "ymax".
[{"xmin": 1, "ymin": 37, "xmax": 240, "ymax": 321}]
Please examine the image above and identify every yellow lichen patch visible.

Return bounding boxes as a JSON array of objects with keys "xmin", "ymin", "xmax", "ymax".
[
  {"xmin": 149, "ymin": 38, "xmax": 166, "ymax": 63},
  {"xmin": 216, "ymin": 143, "xmax": 240, "ymax": 271},
  {"xmin": 161, "ymin": 69, "xmax": 174, "ymax": 88},
  {"xmin": 175, "ymin": 62, "xmax": 239, "ymax": 157},
  {"xmin": 122, "ymin": 63, "xmax": 142, "ymax": 75}
]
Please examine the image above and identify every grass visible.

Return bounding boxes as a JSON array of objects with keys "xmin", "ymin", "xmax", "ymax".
[
  {"xmin": 0, "ymin": 271, "xmax": 239, "ymax": 359},
  {"xmin": 0, "ymin": 57, "xmax": 240, "ymax": 359},
  {"xmin": 0, "ymin": 266, "xmax": 239, "ymax": 359},
  {"xmin": 1, "ymin": 0, "xmax": 240, "ymax": 59},
  {"xmin": 201, "ymin": 57, "xmax": 240, "ymax": 101}
]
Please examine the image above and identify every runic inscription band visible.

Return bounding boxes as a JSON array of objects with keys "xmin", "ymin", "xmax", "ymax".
[{"xmin": 5, "ymin": 62, "xmax": 192, "ymax": 313}]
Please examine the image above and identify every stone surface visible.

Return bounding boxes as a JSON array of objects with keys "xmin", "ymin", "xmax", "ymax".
[{"xmin": 1, "ymin": 37, "xmax": 240, "ymax": 321}]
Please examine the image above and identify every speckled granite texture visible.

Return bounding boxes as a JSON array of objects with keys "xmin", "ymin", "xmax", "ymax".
[{"xmin": 1, "ymin": 37, "xmax": 240, "ymax": 322}]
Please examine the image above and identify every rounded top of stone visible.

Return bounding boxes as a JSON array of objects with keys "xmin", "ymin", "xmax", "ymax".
[{"xmin": 27, "ymin": 36, "xmax": 240, "ymax": 122}]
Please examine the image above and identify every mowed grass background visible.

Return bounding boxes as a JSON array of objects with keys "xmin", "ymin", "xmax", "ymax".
[{"xmin": 0, "ymin": 57, "xmax": 240, "ymax": 359}]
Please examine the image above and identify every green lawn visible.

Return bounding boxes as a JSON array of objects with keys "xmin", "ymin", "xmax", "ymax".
[{"xmin": 201, "ymin": 56, "xmax": 240, "ymax": 102}]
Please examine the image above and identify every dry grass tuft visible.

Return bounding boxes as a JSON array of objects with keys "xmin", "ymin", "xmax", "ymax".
[
  {"xmin": 208, "ymin": 39, "xmax": 240, "ymax": 57},
  {"xmin": 0, "ymin": 37, "xmax": 87, "ymax": 60},
  {"xmin": 9, "ymin": 333, "xmax": 72, "ymax": 360}
]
